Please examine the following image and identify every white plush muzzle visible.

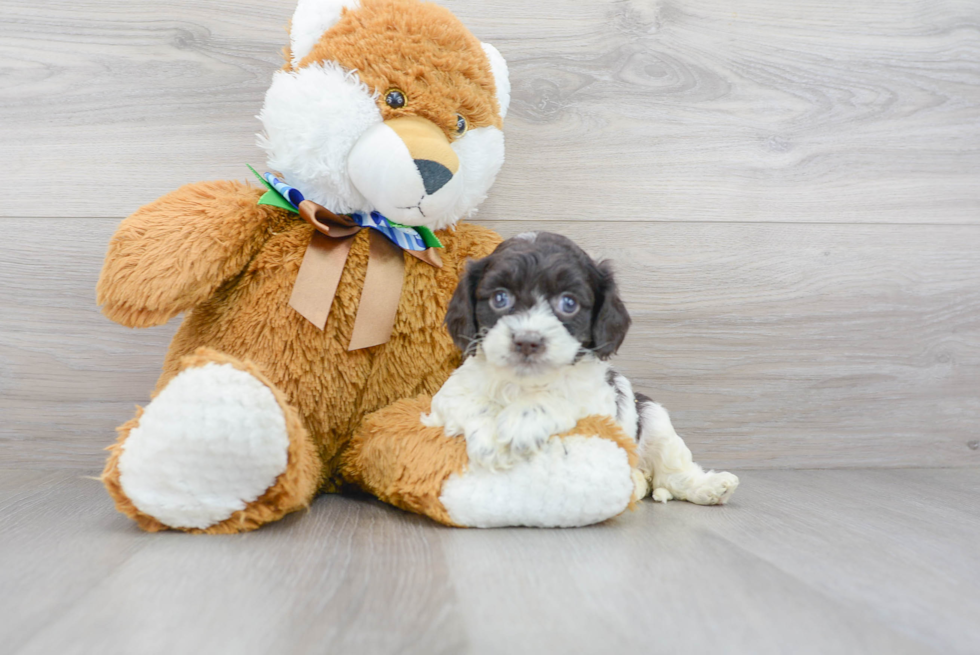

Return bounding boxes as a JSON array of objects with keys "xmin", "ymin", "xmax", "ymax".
[{"xmin": 346, "ymin": 121, "xmax": 466, "ymax": 227}]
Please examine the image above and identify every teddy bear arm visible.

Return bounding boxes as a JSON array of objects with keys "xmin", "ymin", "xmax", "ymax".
[{"xmin": 97, "ymin": 181, "xmax": 279, "ymax": 328}]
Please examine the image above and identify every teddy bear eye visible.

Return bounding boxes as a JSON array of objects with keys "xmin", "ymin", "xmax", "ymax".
[
  {"xmin": 455, "ymin": 114, "xmax": 467, "ymax": 136},
  {"xmin": 385, "ymin": 89, "xmax": 406, "ymax": 109},
  {"xmin": 490, "ymin": 289, "xmax": 513, "ymax": 311}
]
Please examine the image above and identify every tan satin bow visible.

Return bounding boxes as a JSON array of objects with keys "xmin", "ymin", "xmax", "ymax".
[{"xmin": 288, "ymin": 200, "xmax": 442, "ymax": 351}]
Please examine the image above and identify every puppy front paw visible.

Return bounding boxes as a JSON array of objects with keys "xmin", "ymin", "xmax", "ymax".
[
  {"xmin": 494, "ymin": 405, "xmax": 566, "ymax": 465},
  {"xmin": 464, "ymin": 421, "xmax": 508, "ymax": 471},
  {"xmin": 507, "ymin": 426, "xmax": 552, "ymax": 461}
]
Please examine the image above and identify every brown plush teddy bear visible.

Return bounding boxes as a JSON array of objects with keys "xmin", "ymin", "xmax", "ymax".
[{"xmin": 96, "ymin": 0, "xmax": 647, "ymax": 532}]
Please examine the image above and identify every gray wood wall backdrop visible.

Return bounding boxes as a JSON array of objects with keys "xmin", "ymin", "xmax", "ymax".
[{"xmin": 1, "ymin": 0, "xmax": 978, "ymax": 470}]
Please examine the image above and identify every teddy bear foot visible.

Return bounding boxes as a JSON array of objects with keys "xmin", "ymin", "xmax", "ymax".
[
  {"xmin": 102, "ymin": 349, "xmax": 320, "ymax": 533},
  {"xmin": 344, "ymin": 400, "xmax": 638, "ymax": 529},
  {"xmin": 439, "ymin": 434, "xmax": 636, "ymax": 528}
]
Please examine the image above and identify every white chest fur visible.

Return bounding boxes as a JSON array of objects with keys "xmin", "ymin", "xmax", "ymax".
[{"xmin": 422, "ymin": 355, "xmax": 623, "ymax": 470}]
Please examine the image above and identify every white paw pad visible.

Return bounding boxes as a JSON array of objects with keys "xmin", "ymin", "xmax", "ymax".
[
  {"xmin": 117, "ymin": 363, "xmax": 290, "ymax": 529},
  {"xmin": 440, "ymin": 436, "xmax": 634, "ymax": 528}
]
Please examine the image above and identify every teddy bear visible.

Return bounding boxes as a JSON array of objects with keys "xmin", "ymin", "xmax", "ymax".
[{"xmin": 97, "ymin": 0, "xmax": 643, "ymax": 532}]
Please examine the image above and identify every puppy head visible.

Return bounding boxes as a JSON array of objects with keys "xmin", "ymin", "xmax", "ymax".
[
  {"xmin": 258, "ymin": 0, "xmax": 510, "ymax": 231},
  {"xmin": 446, "ymin": 232, "xmax": 631, "ymax": 376}
]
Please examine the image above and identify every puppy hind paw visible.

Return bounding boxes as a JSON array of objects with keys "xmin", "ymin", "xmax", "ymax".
[{"xmin": 687, "ymin": 471, "xmax": 739, "ymax": 506}]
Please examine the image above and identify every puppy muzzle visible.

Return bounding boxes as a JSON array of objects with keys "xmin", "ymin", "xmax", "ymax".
[
  {"xmin": 347, "ymin": 116, "xmax": 463, "ymax": 226},
  {"xmin": 512, "ymin": 331, "xmax": 545, "ymax": 359}
]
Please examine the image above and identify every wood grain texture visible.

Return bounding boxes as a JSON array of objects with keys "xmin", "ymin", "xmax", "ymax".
[
  {"xmin": 2, "ymin": 217, "xmax": 978, "ymax": 470},
  {"xmin": 1, "ymin": 0, "xmax": 977, "ymax": 221},
  {"xmin": 2, "ymin": 2, "xmax": 977, "ymax": 647},
  {"xmin": 3, "ymin": 468, "xmax": 979, "ymax": 654}
]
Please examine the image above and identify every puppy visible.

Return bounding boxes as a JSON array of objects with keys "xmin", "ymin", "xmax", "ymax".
[{"xmin": 422, "ymin": 232, "xmax": 739, "ymax": 505}]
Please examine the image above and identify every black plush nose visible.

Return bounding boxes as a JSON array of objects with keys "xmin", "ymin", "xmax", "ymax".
[
  {"xmin": 414, "ymin": 159, "xmax": 453, "ymax": 195},
  {"xmin": 513, "ymin": 332, "xmax": 545, "ymax": 357}
]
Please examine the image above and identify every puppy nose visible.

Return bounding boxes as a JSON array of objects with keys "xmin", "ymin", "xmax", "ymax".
[
  {"xmin": 414, "ymin": 159, "xmax": 453, "ymax": 195},
  {"xmin": 513, "ymin": 332, "xmax": 545, "ymax": 357}
]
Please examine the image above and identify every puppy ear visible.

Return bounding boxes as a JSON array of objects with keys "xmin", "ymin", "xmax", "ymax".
[
  {"xmin": 445, "ymin": 257, "xmax": 489, "ymax": 354},
  {"xmin": 591, "ymin": 261, "xmax": 631, "ymax": 360},
  {"xmin": 290, "ymin": 0, "xmax": 360, "ymax": 68}
]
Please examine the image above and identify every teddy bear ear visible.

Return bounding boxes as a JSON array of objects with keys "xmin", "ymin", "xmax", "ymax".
[
  {"xmin": 481, "ymin": 42, "xmax": 511, "ymax": 119},
  {"xmin": 290, "ymin": 0, "xmax": 360, "ymax": 68}
]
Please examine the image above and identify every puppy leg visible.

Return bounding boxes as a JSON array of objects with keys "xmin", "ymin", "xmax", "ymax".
[
  {"xmin": 421, "ymin": 377, "xmax": 503, "ymax": 470},
  {"xmin": 636, "ymin": 397, "xmax": 738, "ymax": 505},
  {"xmin": 493, "ymin": 401, "xmax": 573, "ymax": 469}
]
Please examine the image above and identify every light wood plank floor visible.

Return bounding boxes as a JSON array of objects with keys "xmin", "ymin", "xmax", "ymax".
[{"xmin": 2, "ymin": 468, "xmax": 977, "ymax": 655}]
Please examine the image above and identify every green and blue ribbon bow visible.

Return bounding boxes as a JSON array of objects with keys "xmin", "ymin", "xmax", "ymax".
[{"xmin": 248, "ymin": 165, "xmax": 442, "ymax": 251}]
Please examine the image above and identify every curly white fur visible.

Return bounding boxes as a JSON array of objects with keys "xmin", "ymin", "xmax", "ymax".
[
  {"xmin": 635, "ymin": 401, "xmax": 739, "ymax": 505},
  {"xmin": 258, "ymin": 62, "xmax": 381, "ymax": 214},
  {"xmin": 423, "ymin": 301, "xmax": 617, "ymax": 469},
  {"xmin": 425, "ymin": 301, "xmax": 739, "ymax": 505}
]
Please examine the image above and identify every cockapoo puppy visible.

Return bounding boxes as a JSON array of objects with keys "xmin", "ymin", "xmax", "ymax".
[{"xmin": 423, "ymin": 232, "xmax": 739, "ymax": 505}]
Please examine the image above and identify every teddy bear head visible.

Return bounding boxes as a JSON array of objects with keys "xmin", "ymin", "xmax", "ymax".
[{"xmin": 258, "ymin": 0, "xmax": 510, "ymax": 230}]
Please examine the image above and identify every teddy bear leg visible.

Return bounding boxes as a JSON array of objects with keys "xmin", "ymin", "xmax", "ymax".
[
  {"xmin": 342, "ymin": 399, "xmax": 640, "ymax": 528},
  {"xmin": 438, "ymin": 415, "xmax": 642, "ymax": 528},
  {"xmin": 102, "ymin": 348, "xmax": 321, "ymax": 534}
]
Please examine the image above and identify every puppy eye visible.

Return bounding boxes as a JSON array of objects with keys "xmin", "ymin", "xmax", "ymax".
[
  {"xmin": 385, "ymin": 89, "xmax": 406, "ymax": 109},
  {"xmin": 554, "ymin": 294, "xmax": 579, "ymax": 317},
  {"xmin": 490, "ymin": 289, "xmax": 513, "ymax": 311},
  {"xmin": 455, "ymin": 114, "xmax": 468, "ymax": 136}
]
